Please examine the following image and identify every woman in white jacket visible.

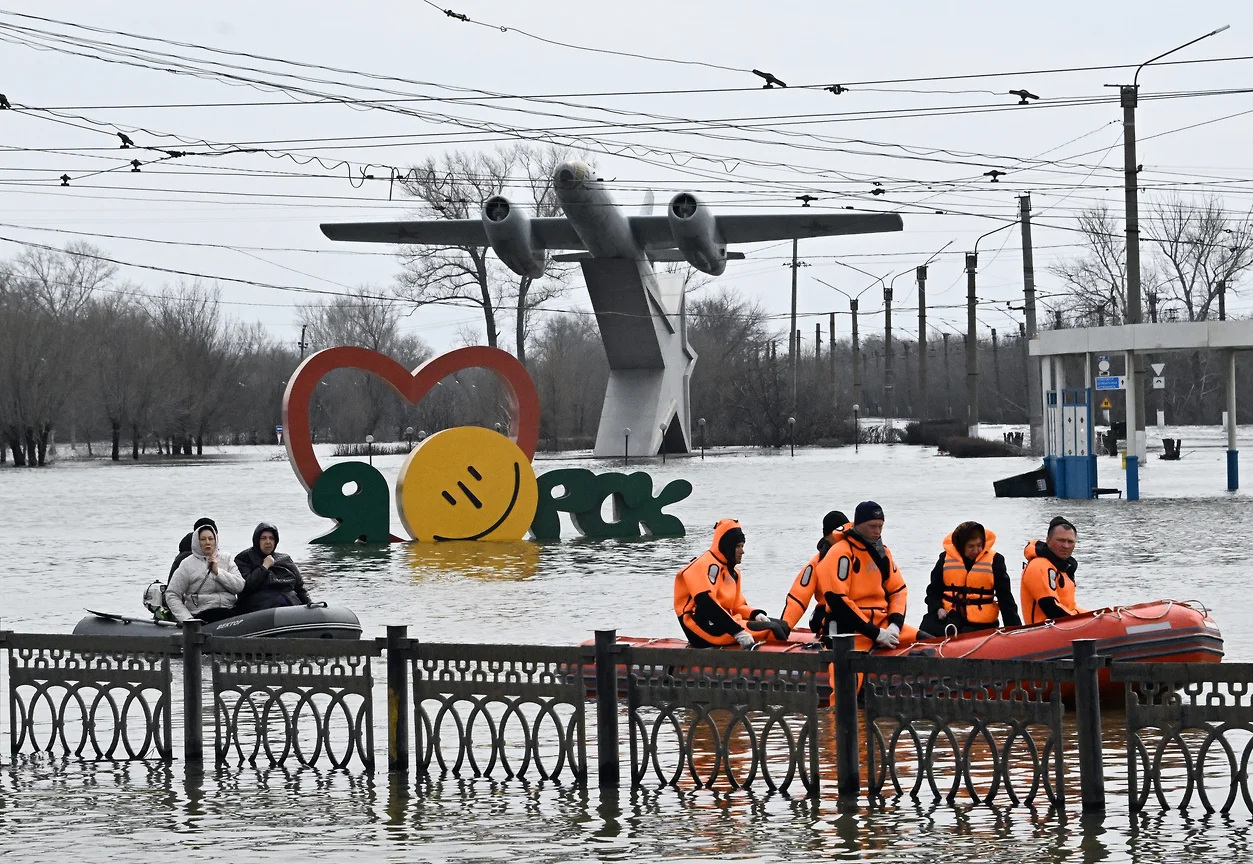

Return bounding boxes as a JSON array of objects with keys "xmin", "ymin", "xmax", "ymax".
[{"xmin": 166, "ymin": 522, "xmax": 245, "ymax": 623}]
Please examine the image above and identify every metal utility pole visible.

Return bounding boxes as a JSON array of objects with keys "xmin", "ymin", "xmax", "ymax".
[
  {"xmin": 1219, "ymin": 279, "xmax": 1227, "ymax": 321},
  {"xmin": 917, "ymin": 265, "xmax": 928, "ymax": 422},
  {"xmin": 850, "ymin": 299, "xmax": 862, "ymax": 409},
  {"xmin": 298, "ymin": 324, "xmax": 309, "ymax": 360},
  {"xmin": 789, "ymin": 238, "xmax": 799, "ymax": 412},
  {"xmin": 829, "ymin": 312, "xmax": 836, "ymax": 408},
  {"xmin": 992, "ymin": 328, "xmax": 1003, "ymax": 422},
  {"xmin": 883, "ymin": 282, "xmax": 894, "ymax": 432},
  {"xmin": 1019, "ymin": 194, "xmax": 1042, "ymax": 454},
  {"xmin": 815, "ymin": 322, "xmax": 822, "ymax": 362},
  {"xmin": 966, "ymin": 252, "xmax": 979, "ymax": 437},
  {"xmin": 942, "ymin": 332, "xmax": 952, "ymax": 417},
  {"xmin": 1119, "ymin": 25, "xmax": 1230, "ymax": 478}
]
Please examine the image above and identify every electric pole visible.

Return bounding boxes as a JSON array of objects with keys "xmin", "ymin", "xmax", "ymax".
[
  {"xmin": 298, "ymin": 324, "xmax": 309, "ymax": 360},
  {"xmin": 1219, "ymin": 279, "xmax": 1227, "ymax": 321},
  {"xmin": 1019, "ymin": 194, "xmax": 1042, "ymax": 454},
  {"xmin": 942, "ymin": 332, "xmax": 952, "ymax": 417},
  {"xmin": 883, "ymin": 282, "xmax": 894, "ymax": 434},
  {"xmin": 851, "ymin": 299, "xmax": 862, "ymax": 409},
  {"xmin": 815, "ymin": 322, "xmax": 822, "ymax": 363},
  {"xmin": 829, "ymin": 312, "xmax": 836, "ymax": 409},
  {"xmin": 965, "ymin": 252, "xmax": 979, "ymax": 437},
  {"xmin": 788, "ymin": 238, "xmax": 799, "ymax": 412},
  {"xmin": 992, "ymin": 328, "xmax": 1003, "ymax": 422},
  {"xmin": 917, "ymin": 265, "xmax": 928, "ymax": 423}
]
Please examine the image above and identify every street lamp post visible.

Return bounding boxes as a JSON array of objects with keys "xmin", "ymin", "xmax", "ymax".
[
  {"xmin": 852, "ymin": 404, "xmax": 860, "ymax": 453},
  {"xmin": 788, "ymin": 416, "xmax": 796, "ymax": 457},
  {"xmin": 698, "ymin": 417, "xmax": 706, "ymax": 460},
  {"xmin": 966, "ymin": 221, "xmax": 1018, "ymax": 439},
  {"xmin": 405, "ymin": 426, "xmax": 415, "ymax": 449},
  {"xmin": 815, "ymin": 269, "xmax": 883, "ymax": 424},
  {"xmin": 1118, "ymin": 24, "xmax": 1229, "ymax": 493},
  {"xmin": 365, "ymin": 434, "xmax": 374, "ymax": 466},
  {"xmin": 659, "ymin": 423, "xmax": 668, "ymax": 464},
  {"xmin": 623, "ymin": 427, "xmax": 631, "ymax": 466}
]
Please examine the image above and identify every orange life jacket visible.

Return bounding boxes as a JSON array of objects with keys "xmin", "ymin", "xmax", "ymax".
[
  {"xmin": 1020, "ymin": 540, "xmax": 1085, "ymax": 625},
  {"xmin": 812, "ymin": 530, "xmax": 907, "ymax": 630},
  {"xmin": 939, "ymin": 530, "xmax": 1000, "ymax": 625},
  {"xmin": 781, "ymin": 530, "xmax": 843, "ymax": 630},
  {"xmin": 674, "ymin": 519, "xmax": 757, "ymax": 635}
]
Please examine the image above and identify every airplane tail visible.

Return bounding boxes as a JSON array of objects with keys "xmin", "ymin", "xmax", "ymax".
[{"xmin": 639, "ymin": 190, "xmax": 654, "ymax": 216}]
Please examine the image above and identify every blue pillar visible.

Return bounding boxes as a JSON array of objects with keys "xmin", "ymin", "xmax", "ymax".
[
  {"xmin": 1126, "ymin": 455, "xmax": 1140, "ymax": 501},
  {"xmin": 1228, "ymin": 450, "xmax": 1239, "ymax": 492}
]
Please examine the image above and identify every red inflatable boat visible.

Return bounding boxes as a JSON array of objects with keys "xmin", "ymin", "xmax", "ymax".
[{"xmin": 587, "ymin": 600, "xmax": 1223, "ymax": 706}]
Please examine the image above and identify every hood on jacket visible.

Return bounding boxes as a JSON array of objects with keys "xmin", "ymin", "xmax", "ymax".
[
  {"xmin": 252, "ymin": 522, "xmax": 280, "ymax": 551},
  {"xmin": 1025, "ymin": 539, "xmax": 1077, "ymax": 574},
  {"xmin": 190, "ymin": 522, "xmax": 219, "ymax": 562},
  {"xmin": 944, "ymin": 527, "xmax": 997, "ymax": 563},
  {"xmin": 709, "ymin": 518, "xmax": 744, "ymax": 567}
]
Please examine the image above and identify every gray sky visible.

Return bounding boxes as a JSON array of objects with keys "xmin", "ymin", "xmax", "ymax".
[{"xmin": 2, "ymin": 0, "xmax": 1251, "ymax": 353}]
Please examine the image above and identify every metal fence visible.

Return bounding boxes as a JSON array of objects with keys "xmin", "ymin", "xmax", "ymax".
[
  {"xmin": 2, "ymin": 631, "xmax": 176, "ymax": 761},
  {"xmin": 1114, "ymin": 661, "xmax": 1253, "ymax": 814},
  {"xmin": 408, "ymin": 640, "xmax": 587, "ymax": 783},
  {"xmin": 624, "ymin": 644, "xmax": 827, "ymax": 795},
  {"xmin": 0, "ymin": 625, "xmax": 1242, "ymax": 816},
  {"xmin": 208, "ymin": 635, "xmax": 379, "ymax": 769}
]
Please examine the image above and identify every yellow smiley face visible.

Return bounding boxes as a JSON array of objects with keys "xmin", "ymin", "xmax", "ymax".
[{"xmin": 395, "ymin": 426, "xmax": 538, "ymax": 542}]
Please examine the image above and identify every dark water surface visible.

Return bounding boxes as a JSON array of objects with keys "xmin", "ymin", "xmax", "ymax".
[{"xmin": 1, "ymin": 432, "xmax": 1250, "ymax": 861}]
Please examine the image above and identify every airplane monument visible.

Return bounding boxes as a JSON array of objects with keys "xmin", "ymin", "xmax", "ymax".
[{"xmin": 321, "ymin": 160, "xmax": 903, "ymax": 458}]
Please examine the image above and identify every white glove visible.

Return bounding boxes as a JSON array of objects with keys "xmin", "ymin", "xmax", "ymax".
[
  {"xmin": 753, "ymin": 612, "xmax": 770, "ymax": 622},
  {"xmin": 735, "ymin": 629, "xmax": 757, "ymax": 649},
  {"xmin": 875, "ymin": 623, "xmax": 901, "ymax": 649}
]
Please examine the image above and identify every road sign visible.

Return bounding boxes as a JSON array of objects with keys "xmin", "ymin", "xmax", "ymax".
[
  {"xmin": 1152, "ymin": 376, "xmax": 1166, "ymax": 389},
  {"xmin": 1097, "ymin": 359, "xmax": 1111, "ymax": 374},
  {"xmin": 1100, "ymin": 398, "xmax": 1113, "ymax": 409},
  {"xmin": 1097, "ymin": 355, "xmax": 1109, "ymax": 362},
  {"xmin": 1095, "ymin": 375, "xmax": 1125, "ymax": 391},
  {"xmin": 1151, "ymin": 362, "xmax": 1165, "ymax": 375}
]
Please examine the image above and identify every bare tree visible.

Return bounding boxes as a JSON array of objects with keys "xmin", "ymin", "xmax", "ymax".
[
  {"xmin": 394, "ymin": 149, "xmax": 516, "ymax": 348},
  {"xmin": 1048, "ymin": 205, "xmax": 1140, "ymax": 324},
  {"xmin": 1148, "ymin": 195, "xmax": 1253, "ymax": 322}
]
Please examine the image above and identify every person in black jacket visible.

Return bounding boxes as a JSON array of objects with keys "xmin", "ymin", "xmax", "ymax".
[
  {"xmin": 169, "ymin": 517, "xmax": 217, "ymax": 578},
  {"xmin": 919, "ymin": 521, "xmax": 1021, "ymax": 637},
  {"xmin": 233, "ymin": 522, "xmax": 311, "ymax": 614}
]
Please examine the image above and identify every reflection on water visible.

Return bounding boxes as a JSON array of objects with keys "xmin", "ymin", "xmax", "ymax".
[{"xmin": 400, "ymin": 540, "xmax": 542, "ymax": 582}]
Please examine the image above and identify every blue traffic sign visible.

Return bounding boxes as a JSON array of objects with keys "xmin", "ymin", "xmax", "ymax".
[{"xmin": 1095, "ymin": 375, "xmax": 1125, "ymax": 391}]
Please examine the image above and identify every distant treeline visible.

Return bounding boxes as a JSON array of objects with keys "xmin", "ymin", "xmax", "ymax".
[{"xmin": 3, "ymin": 243, "xmax": 1250, "ymax": 468}]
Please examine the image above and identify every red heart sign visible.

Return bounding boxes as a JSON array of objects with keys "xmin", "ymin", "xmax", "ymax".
[{"xmin": 282, "ymin": 345, "xmax": 540, "ymax": 492}]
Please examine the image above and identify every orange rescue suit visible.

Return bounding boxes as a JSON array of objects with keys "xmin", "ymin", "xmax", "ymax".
[
  {"xmin": 781, "ymin": 530, "xmax": 843, "ymax": 631},
  {"xmin": 810, "ymin": 529, "xmax": 916, "ymax": 650},
  {"xmin": 674, "ymin": 519, "xmax": 765, "ymax": 647},
  {"xmin": 1020, "ymin": 540, "xmax": 1087, "ymax": 625},
  {"xmin": 938, "ymin": 530, "xmax": 1000, "ymax": 626}
]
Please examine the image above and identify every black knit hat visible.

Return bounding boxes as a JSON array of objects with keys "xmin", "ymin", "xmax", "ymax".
[
  {"xmin": 854, "ymin": 501, "xmax": 884, "ymax": 525},
  {"xmin": 1048, "ymin": 516, "xmax": 1076, "ymax": 535},
  {"xmin": 193, "ymin": 517, "xmax": 218, "ymax": 533},
  {"xmin": 823, "ymin": 510, "xmax": 849, "ymax": 535}
]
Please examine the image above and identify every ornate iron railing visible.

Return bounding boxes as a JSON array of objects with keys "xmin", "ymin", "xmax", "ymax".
[
  {"xmin": 207, "ymin": 636, "xmax": 379, "ymax": 770},
  {"xmin": 410, "ymin": 642, "xmax": 587, "ymax": 783},
  {"xmin": 624, "ymin": 645, "xmax": 829, "ymax": 796},
  {"xmin": 1114, "ymin": 661, "xmax": 1253, "ymax": 814},
  {"xmin": 853, "ymin": 654, "xmax": 1068, "ymax": 807},
  {"xmin": 3, "ymin": 632, "xmax": 175, "ymax": 761}
]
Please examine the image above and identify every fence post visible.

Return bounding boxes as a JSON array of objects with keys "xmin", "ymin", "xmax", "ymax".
[
  {"xmin": 831, "ymin": 633, "xmax": 860, "ymax": 807},
  {"xmin": 386, "ymin": 625, "xmax": 410, "ymax": 774},
  {"xmin": 1072, "ymin": 638, "xmax": 1106, "ymax": 811},
  {"xmin": 182, "ymin": 619, "xmax": 203, "ymax": 764},
  {"xmin": 594, "ymin": 629, "xmax": 620, "ymax": 789}
]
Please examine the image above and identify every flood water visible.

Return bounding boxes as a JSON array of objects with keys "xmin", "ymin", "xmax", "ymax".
[{"xmin": 1, "ymin": 427, "xmax": 1251, "ymax": 862}]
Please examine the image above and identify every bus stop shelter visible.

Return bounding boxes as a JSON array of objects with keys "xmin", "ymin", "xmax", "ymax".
[{"xmin": 1029, "ymin": 320, "xmax": 1250, "ymax": 500}]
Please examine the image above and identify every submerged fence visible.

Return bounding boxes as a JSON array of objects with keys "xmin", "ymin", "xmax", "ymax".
[{"xmin": 0, "ymin": 625, "xmax": 1248, "ymax": 815}]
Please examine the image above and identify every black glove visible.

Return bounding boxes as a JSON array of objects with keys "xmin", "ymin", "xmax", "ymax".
[{"xmin": 746, "ymin": 616, "xmax": 792, "ymax": 642}]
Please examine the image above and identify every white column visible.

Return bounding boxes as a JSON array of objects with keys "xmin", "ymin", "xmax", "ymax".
[{"xmin": 1228, "ymin": 350, "xmax": 1238, "ymax": 452}]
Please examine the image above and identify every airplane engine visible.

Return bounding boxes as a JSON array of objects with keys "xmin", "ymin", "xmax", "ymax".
[
  {"xmin": 667, "ymin": 192, "xmax": 726, "ymax": 275},
  {"xmin": 482, "ymin": 196, "xmax": 545, "ymax": 278}
]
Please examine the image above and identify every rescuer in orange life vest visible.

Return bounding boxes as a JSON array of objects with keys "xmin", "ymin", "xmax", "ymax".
[
  {"xmin": 807, "ymin": 501, "xmax": 931, "ymax": 649},
  {"xmin": 1020, "ymin": 516, "xmax": 1089, "ymax": 625},
  {"xmin": 919, "ymin": 521, "xmax": 1021, "ymax": 636},
  {"xmin": 780, "ymin": 509, "xmax": 850, "ymax": 633},
  {"xmin": 674, "ymin": 519, "xmax": 790, "ymax": 649}
]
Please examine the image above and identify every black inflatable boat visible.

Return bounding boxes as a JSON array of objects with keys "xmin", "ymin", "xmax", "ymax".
[{"xmin": 72, "ymin": 603, "xmax": 362, "ymax": 640}]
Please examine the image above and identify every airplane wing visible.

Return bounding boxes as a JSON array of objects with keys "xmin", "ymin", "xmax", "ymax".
[
  {"xmin": 714, "ymin": 212, "xmax": 903, "ymax": 244},
  {"xmin": 320, "ymin": 218, "xmax": 587, "ymax": 249}
]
